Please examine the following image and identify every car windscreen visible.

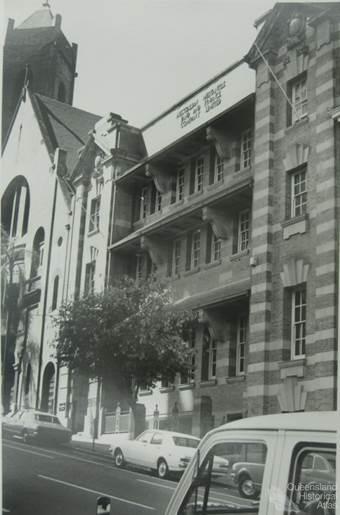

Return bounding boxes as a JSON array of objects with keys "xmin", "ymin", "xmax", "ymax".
[
  {"xmin": 179, "ymin": 440, "xmax": 267, "ymax": 514},
  {"xmin": 173, "ymin": 437, "xmax": 199, "ymax": 448},
  {"xmin": 35, "ymin": 414, "xmax": 61, "ymax": 424}
]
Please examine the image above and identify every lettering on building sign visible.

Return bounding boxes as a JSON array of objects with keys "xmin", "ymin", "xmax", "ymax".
[
  {"xmin": 176, "ymin": 80, "xmax": 226, "ymax": 128},
  {"xmin": 58, "ymin": 402, "xmax": 66, "ymax": 412}
]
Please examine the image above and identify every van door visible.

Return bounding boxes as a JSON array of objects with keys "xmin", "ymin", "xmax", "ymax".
[
  {"xmin": 166, "ymin": 430, "xmax": 278, "ymax": 515},
  {"xmin": 276, "ymin": 432, "xmax": 336, "ymax": 515}
]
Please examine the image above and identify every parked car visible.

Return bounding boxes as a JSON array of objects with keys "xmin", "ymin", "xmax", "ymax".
[
  {"xmin": 231, "ymin": 450, "xmax": 336, "ymax": 500},
  {"xmin": 110, "ymin": 429, "xmax": 200, "ymax": 478},
  {"xmin": 2, "ymin": 409, "xmax": 72, "ymax": 445},
  {"xmin": 163, "ymin": 411, "xmax": 336, "ymax": 515}
]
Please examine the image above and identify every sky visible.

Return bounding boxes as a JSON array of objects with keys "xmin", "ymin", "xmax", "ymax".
[{"xmin": 3, "ymin": 0, "xmax": 335, "ymax": 128}]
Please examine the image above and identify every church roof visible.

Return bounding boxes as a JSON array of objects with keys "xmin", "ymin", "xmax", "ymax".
[
  {"xmin": 31, "ymin": 94, "xmax": 101, "ymax": 172},
  {"xmin": 17, "ymin": 5, "xmax": 54, "ymax": 30}
]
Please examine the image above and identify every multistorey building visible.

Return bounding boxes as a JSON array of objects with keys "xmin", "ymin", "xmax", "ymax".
[
  {"xmin": 102, "ymin": 2, "xmax": 340, "ymax": 436},
  {"xmin": 2, "ymin": 3, "xmax": 340, "ymax": 438}
]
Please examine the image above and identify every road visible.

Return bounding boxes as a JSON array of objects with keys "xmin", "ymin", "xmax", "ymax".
[{"xmin": 2, "ymin": 437, "xmax": 175, "ymax": 515}]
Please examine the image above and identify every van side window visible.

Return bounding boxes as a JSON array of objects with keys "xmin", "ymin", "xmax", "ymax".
[
  {"xmin": 178, "ymin": 441, "xmax": 267, "ymax": 514},
  {"xmin": 286, "ymin": 446, "xmax": 336, "ymax": 515}
]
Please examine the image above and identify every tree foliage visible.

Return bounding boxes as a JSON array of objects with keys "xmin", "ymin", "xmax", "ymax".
[{"xmin": 54, "ymin": 277, "xmax": 195, "ymax": 405}]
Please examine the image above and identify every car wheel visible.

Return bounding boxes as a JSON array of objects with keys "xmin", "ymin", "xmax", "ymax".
[
  {"xmin": 238, "ymin": 474, "xmax": 258, "ymax": 499},
  {"xmin": 157, "ymin": 459, "xmax": 169, "ymax": 479},
  {"xmin": 114, "ymin": 448, "xmax": 125, "ymax": 468}
]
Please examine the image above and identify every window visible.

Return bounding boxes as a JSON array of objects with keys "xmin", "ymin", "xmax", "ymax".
[
  {"xmin": 84, "ymin": 261, "xmax": 96, "ymax": 295},
  {"xmin": 173, "ymin": 239, "xmax": 181, "ymax": 275},
  {"xmin": 173, "ymin": 437, "xmax": 199, "ymax": 448},
  {"xmin": 179, "ymin": 441, "xmax": 267, "ymax": 514},
  {"xmin": 240, "ymin": 129, "xmax": 252, "ymax": 169},
  {"xmin": 286, "ymin": 446, "xmax": 335, "ymax": 515},
  {"xmin": 186, "ymin": 230, "xmax": 201, "ymax": 271},
  {"xmin": 51, "ymin": 275, "xmax": 59, "ymax": 311},
  {"xmin": 150, "ymin": 184, "xmax": 162, "ymax": 214},
  {"xmin": 291, "ymin": 168, "xmax": 307, "ymax": 218},
  {"xmin": 289, "ymin": 73, "xmax": 308, "ymax": 124},
  {"xmin": 180, "ymin": 327, "xmax": 196, "ymax": 384},
  {"xmin": 136, "ymin": 254, "xmax": 155, "ymax": 282},
  {"xmin": 136, "ymin": 431, "xmax": 152, "ymax": 443},
  {"xmin": 141, "ymin": 187, "xmax": 149, "ymax": 219},
  {"xmin": 151, "ymin": 433, "xmax": 163, "ymax": 445},
  {"xmin": 2, "ymin": 178, "xmax": 30, "ymax": 238},
  {"xmin": 212, "ymin": 234, "xmax": 221, "ymax": 262},
  {"xmin": 31, "ymin": 227, "xmax": 45, "ymax": 277},
  {"xmin": 291, "ymin": 286, "xmax": 306, "ymax": 359},
  {"xmin": 237, "ymin": 210, "xmax": 250, "ymax": 252},
  {"xmin": 195, "ymin": 157, "xmax": 204, "ymax": 192},
  {"xmin": 192, "ymin": 230, "xmax": 201, "ymax": 268},
  {"xmin": 236, "ymin": 317, "xmax": 247, "ymax": 375},
  {"xmin": 24, "ymin": 364, "xmax": 32, "ymax": 396},
  {"xmin": 206, "ymin": 225, "xmax": 221, "ymax": 264},
  {"xmin": 157, "ymin": 190, "xmax": 162, "ymax": 211},
  {"xmin": 89, "ymin": 196, "xmax": 100, "ymax": 232},
  {"xmin": 215, "ymin": 154, "xmax": 224, "ymax": 182},
  {"xmin": 201, "ymin": 328, "xmax": 217, "ymax": 381},
  {"xmin": 172, "ymin": 169, "xmax": 185, "ymax": 203}
]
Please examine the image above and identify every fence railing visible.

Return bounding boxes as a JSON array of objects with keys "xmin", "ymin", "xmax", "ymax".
[{"xmin": 102, "ymin": 409, "xmax": 130, "ymax": 434}]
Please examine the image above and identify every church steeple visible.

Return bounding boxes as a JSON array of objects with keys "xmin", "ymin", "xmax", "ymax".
[{"xmin": 2, "ymin": 2, "xmax": 78, "ymax": 142}]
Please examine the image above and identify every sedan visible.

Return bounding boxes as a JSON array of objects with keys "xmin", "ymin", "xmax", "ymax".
[
  {"xmin": 2, "ymin": 409, "xmax": 72, "ymax": 445},
  {"xmin": 110, "ymin": 429, "xmax": 200, "ymax": 478},
  {"xmin": 231, "ymin": 452, "xmax": 335, "ymax": 500}
]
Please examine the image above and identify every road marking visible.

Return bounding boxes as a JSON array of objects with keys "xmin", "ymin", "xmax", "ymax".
[
  {"xmin": 4, "ymin": 439, "xmax": 176, "ymax": 483},
  {"xmin": 2, "ymin": 509, "xmax": 11, "ymax": 513},
  {"xmin": 137, "ymin": 478, "xmax": 176, "ymax": 490},
  {"xmin": 3, "ymin": 443, "xmax": 54, "ymax": 460},
  {"xmin": 4, "ymin": 440, "xmax": 112, "ymax": 468},
  {"xmin": 38, "ymin": 474, "xmax": 155, "ymax": 511}
]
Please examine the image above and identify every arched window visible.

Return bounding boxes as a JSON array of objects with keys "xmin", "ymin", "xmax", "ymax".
[
  {"xmin": 31, "ymin": 228, "xmax": 45, "ymax": 278},
  {"xmin": 57, "ymin": 82, "xmax": 66, "ymax": 102},
  {"xmin": 52, "ymin": 275, "xmax": 59, "ymax": 311},
  {"xmin": 41, "ymin": 363, "xmax": 55, "ymax": 413},
  {"xmin": 1, "ymin": 176, "xmax": 30, "ymax": 237}
]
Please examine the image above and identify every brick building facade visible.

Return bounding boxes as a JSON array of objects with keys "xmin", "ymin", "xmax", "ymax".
[{"xmin": 2, "ymin": 3, "xmax": 340, "ymax": 438}]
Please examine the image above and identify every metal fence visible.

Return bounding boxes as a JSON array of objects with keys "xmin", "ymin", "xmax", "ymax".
[{"xmin": 102, "ymin": 410, "xmax": 130, "ymax": 434}]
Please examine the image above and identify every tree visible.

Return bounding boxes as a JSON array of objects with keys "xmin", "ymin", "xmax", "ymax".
[
  {"xmin": 1, "ymin": 225, "xmax": 27, "ymax": 413},
  {"xmin": 54, "ymin": 277, "xmax": 195, "ymax": 410}
]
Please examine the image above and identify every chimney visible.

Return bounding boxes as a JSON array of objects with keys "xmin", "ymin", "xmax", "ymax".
[
  {"xmin": 5, "ymin": 19, "xmax": 15, "ymax": 40},
  {"xmin": 54, "ymin": 13, "xmax": 62, "ymax": 29}
]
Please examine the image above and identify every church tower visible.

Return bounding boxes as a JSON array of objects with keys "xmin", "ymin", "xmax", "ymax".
[{"xmin": 2, "ymin": 2, "xmax": 78, "ymax": 141}]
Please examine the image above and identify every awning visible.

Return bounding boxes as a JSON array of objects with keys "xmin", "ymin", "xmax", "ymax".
[{"xmin": 173, "ymin": 277, "xmax": 250, "ymax": 311}]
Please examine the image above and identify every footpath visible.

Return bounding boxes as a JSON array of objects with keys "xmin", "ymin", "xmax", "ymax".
[{"xmin": 70, "ymin": 434, "xmax": 113, "ymax": 462}]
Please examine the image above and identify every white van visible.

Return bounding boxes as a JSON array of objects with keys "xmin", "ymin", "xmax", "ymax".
[{"xmin": 164, "ymin": 412, "xmax": 337, "ymax": 515}]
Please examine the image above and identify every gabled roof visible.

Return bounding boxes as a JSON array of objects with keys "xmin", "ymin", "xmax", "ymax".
[
  {"xmin": 17, "ymin": 5, "xmax": 54, "ymax": 30},
  {"xmin": 245, "ymin": 2, "xmax": 340, "ymax": 67},
  {"xmin": 31, "ymin": 93, "xmax": 101, "ymax": 172}
]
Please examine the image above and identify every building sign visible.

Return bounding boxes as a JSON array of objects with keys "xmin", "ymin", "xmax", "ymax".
[
  {"xmin": 142, "ymin": 62, "xmax": 253, "ymax": 157},
  {"xmin": 176, "ymin": 81, "xmax": 226, "ymax": 129}
]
